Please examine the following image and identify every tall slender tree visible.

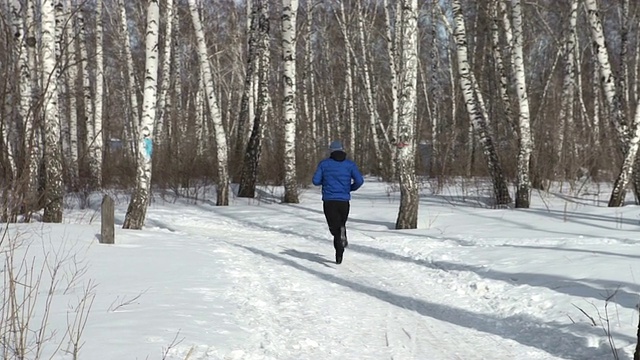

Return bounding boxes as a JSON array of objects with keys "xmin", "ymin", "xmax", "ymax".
[
  {"xmin": 509, "ymin": 0, "xmax": 533, "ymax": 208},
  {"xmin": 282, "ymin": 0, "xmax": 299, "ymax": 203},
  {"xmin": 238, "ymin": 0, "xmax": 270, "ymax": 198},
  {"xmin": 123, "ymin": 0, "xmax": 160, "ymax": 229},
  {"xmin": 451, "ymin": 0, "xmax": 511, "ymax": 206},
  {"xmin": 156, "ymin": 0, "xmax": 174, "ymax": 147},
  {"xmin": 64, "ymin": 0, "xmax": 80, "ymax": 190},
  {"xmin": 89, "ymin": 0, "xmax": 104, "ymax": 190},
  {"xmin": 395, "ymin": 0, "xmax": 419, "ymax": 229},
  {"xmin": 188, "ymin": 0, "xmax": 230, "ymax": 205},
  {"xmin": 556, "ymin": 0, "xmax": 578, "ymax": 175},
  {"xmin": 234, "ymin": 0, "xmax": 260, "ymax": 180},
  {"xmin": 42, "ymin": 0, "xmax": 65, "ymax": 223}
]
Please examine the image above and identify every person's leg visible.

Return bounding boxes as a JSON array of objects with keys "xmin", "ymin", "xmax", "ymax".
[
  {"xmin": 338, "ymin": 202, "xmax": 350, "ymax": 248},
  {"xmin": 323, "ymin": 201, "xmax": 342, "ymax": 238},
  {"xmin": 323, "ymin": 201, "xmax": 346, "ymax": 264}
]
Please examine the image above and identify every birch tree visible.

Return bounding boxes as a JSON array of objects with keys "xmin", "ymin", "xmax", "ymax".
[
  {"xmin": 282, "ymin": 0, "xmax": 299, "ymax": 204},
  {"xmin": 156, "ymin": 0, "xmax": 174, "ymax": 147},
  {"xmin": 188, "ymin": 0, "xmax": 230, "ymax": 205},
  {"xmin": 11, "ymin": 0, "xmax": 33, "ymax": 201},
  {"xmin": 395, "ymin": 0, "xmax": 419, "ymax": 229},
  {"xmin": 64, "ymin": 0, "xmax": 79, "ymax": 190},
  {"xmin": 77, "ymin": 2, "xmax": 94, "ymax": 188},
  {"xmin": 583, "ymin": 0, "xmax": 633, "ymax": 207},
  {"xmin": 557, "ymin": 0, "xmax": 578, "ymax": 175},
  {"xmin": 89, "ymin": 0, "xmax": 104, "ymax": 190},
  {"xmin": 452, "ymin": 0, "xmax": 511, "ymax": 205},
  {"xmin": 123, "ymin": 0, "xmax": 160, "ymax": 229},
  {"xmin": 24, "ymin": 0, "xmax": 40, "ymax": 214},
  {"xmin": 42, "ymin": 0, "xmax": 65, "ymax": 223},
  {"xmin": 509, "ymin": 0, "xmax": 533, "ymax": 208},
  {"xmin": 238, "ymin": 0, "xmax": 270, "ymax": 198},
  {"xmin": 119, "ymin": 0, "xmax": 140, "ymax": 147},
  {"xmin": 234, "ymin": 0, "xmax": 260, "ymax": 179}
]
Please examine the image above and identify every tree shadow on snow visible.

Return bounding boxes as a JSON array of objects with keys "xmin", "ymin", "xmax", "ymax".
[
  {"xmin": 236, "ymin": 244, "xmax": 632, "ymax": 360},
  {"xmin": 196, "ymin": 203, "xmax": 640, "ymax": 311}
]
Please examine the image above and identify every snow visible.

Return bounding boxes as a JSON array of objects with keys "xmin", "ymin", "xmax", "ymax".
[{"xmin": 3, "ymin": 179, "xmax": 640, "ymax": 359}]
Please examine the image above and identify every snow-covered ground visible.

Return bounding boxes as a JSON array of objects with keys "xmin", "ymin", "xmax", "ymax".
[{"xmin": 3, "ymin": 178, "xmax": 640, "ymax": 359}]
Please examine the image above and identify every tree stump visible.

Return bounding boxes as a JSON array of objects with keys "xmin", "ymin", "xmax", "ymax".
[{"xmin": 100, "ymin": 195, "xmax": 115, "ymax": 244}]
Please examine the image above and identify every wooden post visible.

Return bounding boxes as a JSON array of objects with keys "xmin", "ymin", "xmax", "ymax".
[{"xmin": 100, "ymin": 195, "xmax": 115, "ymax": 244}]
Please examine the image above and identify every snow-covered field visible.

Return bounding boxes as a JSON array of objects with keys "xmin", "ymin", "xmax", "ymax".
[{"xmin": 3, "ymin": 178, "xmax": 640, "ymax": 359}]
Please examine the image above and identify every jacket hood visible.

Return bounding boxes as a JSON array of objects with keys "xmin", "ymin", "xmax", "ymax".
[{"xmin": 330, "ymin": 150, "xmax": 347, "ymax": 162}]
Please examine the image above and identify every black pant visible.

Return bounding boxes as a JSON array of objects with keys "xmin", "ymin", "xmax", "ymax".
[{"xmin": 323, "ymin": 201, "xmax": 350, "ymax": 250}]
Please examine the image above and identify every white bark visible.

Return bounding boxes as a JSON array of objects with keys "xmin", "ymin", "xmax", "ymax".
[
  {"xmin": 356, "ymin": 0, "xmax": 387, "ymax": 173},
  {"xmin": 77, "ymin": 2, "xmax": 93, "ymax": 181},
  {"xmin": 196, "ymin": 77, "xmax": 205, "ymax": 157},
  {"xmin": 490, "ymin": 0, "xmax": 515, "ymax": 136},
  {"xmin": 64, "ymin": 0, "xmax": 79, "ymax": 189},
  {"xmin": 42, "ymin": 0, "xmax": 65, "ymax": 222},
  {"xmin": 282, "ymin": 0, "xmax": 299, "ymax": 203},
  {"xmin": 123, "ymin": 0, "xmax": 160, "ymax": 229},
  {"xmin": 54, "ymin": 0, "xmax": 70, "ymax": 172},
  {"xmin": 11, "ymin": 0, "xmax": 31, "ymax": 179},
  {"xmin": 509, "ymin": 0, "xmax": 533, "ymax": 208},
  {"xmin": 25, "ymin": 0, "xmax": 40, "ymax": 199},
  {"xmin": 395, "ymin": 0, "xmax": 419, "ymax": 229},
  {"xmin": 302, "ymin": 3, "xmax": 317, "ymax": 158},
  {"xmin": 119, "ymin": 0, "xmax": 140, "ymax": 146},
  {"xmin": 334, "ymin": 2, "xmax": 355, "ymax": 155},
  {"xmin": 452, "ymin": 0, "xmax": 511, "ymax": 205},
  {"xmin": 557, "ymin": 0, "xmax": 578, "ymax": 172},
  {"xmin": 188, "ymin": 0, "xmax": 230, "ymax": 206},
  {"xmin": 90, "ymin": 0, "xmax": 104, "ymax": 189},
  {"xmin": 156, "ymin": 0, "xmax": 174, "ymax": 146},
  {"xmin": 583, "ymin": 0, "xmax": 627, "ymax": 145},
  {"xmin": 383, "ymin": 0, "xmax": 399, "ymax": 161}
]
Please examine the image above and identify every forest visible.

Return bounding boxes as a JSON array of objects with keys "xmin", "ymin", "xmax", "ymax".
[{"xmin": 0, "ymin": 0, "xmax": 638, "ymax": 229}]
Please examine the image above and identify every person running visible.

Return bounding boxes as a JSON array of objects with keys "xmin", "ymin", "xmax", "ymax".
[{"xmin": 312, "ymin": 141, "xmax": 364, "ymax": 264}]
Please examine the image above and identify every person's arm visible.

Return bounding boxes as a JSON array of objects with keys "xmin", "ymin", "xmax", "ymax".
[
  {"xmin": 350, "ymin": 164, "xmax": 364, "ymax": 191},
  {"xmin": 312, "ymin": 162, "xmax": 323, "ymax": 186}
]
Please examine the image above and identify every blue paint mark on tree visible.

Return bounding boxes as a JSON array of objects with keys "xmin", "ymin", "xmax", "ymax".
[{"xmin": 144, "ymin": 137, "xmax": 153, "ymax": 159}]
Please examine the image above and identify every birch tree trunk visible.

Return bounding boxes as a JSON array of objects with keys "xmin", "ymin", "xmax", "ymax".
[
  {"xmin": 452, "ymin": 0, "xmax": 511, "ymax": 206},
  {"xmin": 238, "ymin": 0, "xmax": 270, "ymax": 198},
  {"xmin": 583, "ymin": 0, "xmax": 632, "ymax": 206},
  {"xmin": 509, "ymin": 0, "xmax": 533, "ymax": 208},
  {"xmin": 282, "ymin": 0, "xmax": 299, "ymax": 204},
  {"xmin": 42, "ymin": 0, "xmax": 65, "ymax": 223},
  {"xmin": 25, "ymin": 0, "xmax": 40, "ymax": 214},
  {"xmin": 64, "ymin": 0, "xmax": 79, "ymax": 190},
  {"xmin": 54, "ymin": 0, "xmax": 70, "ymax": 178},
  {"xmin": 119, "ymin": 0, "xmax": 140, "ymax": 153},
  {"xmin": 188, "ymin": 0, "xmax": 230, "ymax": 205},
  {"xmin": 89, "ymin": 0, "xmax": 104, "ymax": 190},
  {"xmin": 557, "ymin": 0, "xmax": 578, "ymax": 177},
  {"xmin": 302, "ymin": 2, "xmax": 317, "ymax": 160},
  {"xmin": 11, "ymin": 0, "xmax": 34, "ymax": 207},
  {"xmin": 234, "ymin": 0, "xmax": 259, "ymax": 180},
  {"xmin": 395, "ymin": 0, "xmax": 419, "ymax": 229},
  {"xmin": 123, "ymin": 0, "xmax": 160, "ymax": 229},
  {"xmin": 490, "ymin": 0, "xmax": 515, "ymax": 137},
  {"xmin": 583, "ymin": 0, "xmax": 627, "ymax": 145},
  {"xmin": 354, "ymin": 0, "xmax": 386, "ymax": 174},
  {"xmin": 77, "ymin": 2, "xmax": 93, "ymax": 189},
  {"xmin": 383, "ymin": 0, "xmax": 399, "ymax": 173},
  {"xmin": 334, "ymin": 2, "xmax": 356, "ymax": 155},
  {"xmin": 156, "ymin": 0, "xmax": 174, "ymax": 147}
]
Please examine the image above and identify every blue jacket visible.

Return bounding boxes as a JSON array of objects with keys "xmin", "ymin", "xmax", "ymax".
[{"xmin": 312, "ymin": 152, "xmax": 364, "ymax": 201}]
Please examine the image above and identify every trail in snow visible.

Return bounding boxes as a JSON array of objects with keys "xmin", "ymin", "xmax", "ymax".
[{"xmin": 145, "ymin": 202, "xmax": 603, "ymax": 360}]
